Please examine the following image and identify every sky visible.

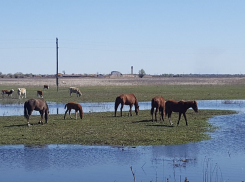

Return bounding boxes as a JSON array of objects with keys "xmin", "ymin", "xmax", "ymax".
[{"xmin": 0, "ymin": 0, "xmax": 244, "ymax": 75}]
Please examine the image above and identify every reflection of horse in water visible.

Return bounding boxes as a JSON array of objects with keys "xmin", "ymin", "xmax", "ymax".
[
  {"xmin": 24, "ymin": 98, "xmax": 49, "ymax": 126},
  {"xmin": 115, "ymin": 93, "xmax": 139, "ymax": 117},
  {"xmin": 165, "ymin": 99, "xmax": 198, "ymax": 126},
  {"xmin": 151, "ymin": 96, "xmax": 166, "ymax": 122},
  {"xmin": 64, "ymin": 102, "xmax": 83, "ymax": 120}
]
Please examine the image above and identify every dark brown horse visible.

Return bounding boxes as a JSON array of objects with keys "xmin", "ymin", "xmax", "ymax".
[
  {"xmin": 151, "ymin": 96, "xmax": 165, "ymax": 122},
  {"xmin": 24, "ymin": 98, "xmax": 49, "ymax": 126},
  {"xmin": 115, "ymin": 93, "xmax": 139, "ymax": 117},
  {"xmin": 165, "ymin": 99, "xmax": 198, "ymax": 126},
  {"xmin": 64, "ymin": 102, "xmax": 83, "ymax": 120}
]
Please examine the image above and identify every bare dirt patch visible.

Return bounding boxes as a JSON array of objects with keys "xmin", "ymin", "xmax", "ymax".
[{"xmin": 0, "ymin": 77, "xmax": 245, "ymax": 87}]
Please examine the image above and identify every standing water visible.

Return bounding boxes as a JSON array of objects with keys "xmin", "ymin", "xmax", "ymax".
[{"xmin": 0, "ymin": 100, "xmax": 245, "ymax": 181}]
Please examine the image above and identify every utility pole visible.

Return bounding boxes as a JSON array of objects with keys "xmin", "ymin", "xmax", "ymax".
[{"xmin": 56, "ymin": 37, "xmax": 59, "ymax": 92}]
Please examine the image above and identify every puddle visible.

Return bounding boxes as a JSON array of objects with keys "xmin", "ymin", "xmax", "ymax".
[
  {"xmin": 0, "ymin": 100, "xmax": 245, "ymax": 181},
  {"xmin": 0, "ymin": 99, "xmax": 245, "ymax": 116}
]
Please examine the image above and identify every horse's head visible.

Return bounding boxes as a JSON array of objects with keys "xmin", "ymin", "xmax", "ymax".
[
  {"xmin": 192, "ymin": 101, "xmax": 198, "ymax": 113},
  {"xmin": 135, "ymin": 105, "xmax": 139, "ymax": 115}
]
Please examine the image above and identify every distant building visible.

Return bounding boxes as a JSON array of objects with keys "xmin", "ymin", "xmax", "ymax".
[
  {"xmin": 111, "ymin": 71, "xmax": 122, "ymax": 76},
  {"xmin": 110, "ymin": 71, "xmax": 122, "ymax": 78}
]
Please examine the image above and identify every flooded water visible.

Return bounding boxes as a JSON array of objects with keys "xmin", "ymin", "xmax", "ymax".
[{"xmin": 0, "ymin": 100, "xmax": 245, "ymax": 181}]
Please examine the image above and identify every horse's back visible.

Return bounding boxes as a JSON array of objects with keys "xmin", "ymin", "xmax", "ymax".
[
  {"xmin": 66, "ymin": 102, "xmax": 82, "ymax": 109},
  {"xmin": 165, "ymin": 99, "xmax": 179, "ymax": 112},
  {"xmin": 125, "ymin": 93, "xmax": 137, "ymax": 104},
  {"xmin": 25, "ymin": 98, "xmax": 48, "ymax": 110},
  {"xmin": 152, "ymin": 96, "xmax": 165, "ymax": 107}
]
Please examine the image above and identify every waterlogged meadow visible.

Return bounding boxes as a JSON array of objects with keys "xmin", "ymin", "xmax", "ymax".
[
  {"xmin": 0, "ymin": 109, "xmax": 235, "ymax": 145},
  {"xmin": 0, "ymin": 82, "xmax": 242, "ymax": 145},
  {"xmin": 0, "ymin": 79, "xmax": 245, "ymax": 181}
]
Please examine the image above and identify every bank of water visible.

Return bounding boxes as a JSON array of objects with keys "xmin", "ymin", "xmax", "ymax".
[{"xmin": 0, "ymin": 100, "xmax": 245, "ymax": 181}]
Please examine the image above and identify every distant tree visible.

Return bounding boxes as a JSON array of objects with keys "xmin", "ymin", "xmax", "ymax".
[
  {"xmin": 138, "ymin": 69, "xmax": 146, "ymax": 78},
  {"xmin": 62, "ymin": 70, "xmax": 66, "ymax": 74}
]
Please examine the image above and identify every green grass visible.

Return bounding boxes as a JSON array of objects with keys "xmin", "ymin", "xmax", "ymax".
[
  {"xmin": 0, "ymin": 84, "xmax": 241, "ymax": 146},
  {"xmin": 0, "ymin": 110, "xmax": 235, "ymax": 146},
  {"xmin": 1, "ymin": 84, "xmax": 245, "ymax": 104}
]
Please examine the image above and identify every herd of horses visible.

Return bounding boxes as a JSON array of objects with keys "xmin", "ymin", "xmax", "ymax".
[{"xmin": 23, "ymin": 92, "xmax": 198, "ymax": 127}]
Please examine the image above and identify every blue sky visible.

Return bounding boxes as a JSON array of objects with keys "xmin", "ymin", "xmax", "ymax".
[{"xmin": 0, "ymin": 0, "xmax": 244, "ymax": 75}]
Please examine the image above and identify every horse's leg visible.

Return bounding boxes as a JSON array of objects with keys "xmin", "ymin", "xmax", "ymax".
[
  {"xmin": 114, "ymin": 102, "xmax": 119, "ymax": 117},
  {"xmin": 129, "ymin": 104, "xmax": 133, "ymax": 116},
  {"xmin": 168, "ymin": 111, "xmax": 173, "ymax": 126},
  {"xmin": 45, "ymin": 110, "xmax": 48, "ymax": 123},
  {"xmin": 26, "ymin": 110, "xmax": 33, "ymax": 126},
  {"xmin": 177, "ymin": 113, "xmax": 182, "ymax": 126},
  {"xmin": 69, "ymin": 109, "xmax": 72, "ymax": 119},
  {"xmin": 160, "ymin": 107, "xmax": 164, "ymax": 121},
  {"xmin": 160, "ymin": 107, "xmax": 165, "ymax": 121},
  {"xmin": 120, "ymin": 104, "xmax": 124, "ymax": 117},
  {"xmin": 150, "ymin": 107, "xmax": 154, "ymax": 122},
  {"xmin": 64, "ymin": 109, "xmax": 68, "ymax": 119},
  {"xmin": 75, "ymin": 109, "xmax": 78, "ymax": 120},
  {"xmin": 183, "ymin": 112, "xmax": 188, "ymax": 126},
  {"xmin": 155, "ymin": 106, "xmax": 159, "ymax": 121},
  {"xmin": 39, "ymin": 110, "xmax": 44, "ymax": 124},
  {"xmin": 162, "ymin": 108, "xmax": 165, "ymax": 121}
]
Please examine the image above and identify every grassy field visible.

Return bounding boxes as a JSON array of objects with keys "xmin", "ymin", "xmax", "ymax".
[
  {"xmin": 1, "ymin": 84, "xmax": 245, "ymax": 104},
  {"xmin": 0, "ymin": 109, "xmax": 235, "ymax": 146},
  {"xmin": 0, "ymin": 80, "xmax": 242, "ymax": 146}
]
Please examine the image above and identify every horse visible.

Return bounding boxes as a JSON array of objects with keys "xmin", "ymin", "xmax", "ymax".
[
  {"xmin": 64, "ymin": 102, "xmax": 83, "ymax": 120},
  {"xmin": 165, "ymin": 99, "xmax": 198, "ymax": 126},
  {"xmin": 24, "ymin": 98, "xmax": 49, "ymax": 126},
  {"xmin": 151, "ymin": 96, "xmax": 166, "ymax": 122},
  {"xmin": 114, "ymin": 93, "xmax": 139, "ymax": 117}
]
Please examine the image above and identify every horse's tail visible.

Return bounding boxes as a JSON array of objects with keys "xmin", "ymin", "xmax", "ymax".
[
  {"xmin": 150, "ymin": 98, "xmax": 154, "ymax": 115},
  {"xmin": 64, "ymin": 104, "xmax": 67, "ymax": 109},
  {"xmin": 77, "ymin": 104, "xmax": 83, "ymax": 119},
  {"xmin": 164, "ymin": 101, "xmax": 169, "ymax": 118},
  {"xmin": 114, "ymin": 96, "xmax": 120, "ymax": 117},
  {"xmin": 45, "ymin": 102, "xmax": 49, "ymax": 123},
  {"xmin": 24, "ymin": 102, "xmax": 29, "ymax": 120}
]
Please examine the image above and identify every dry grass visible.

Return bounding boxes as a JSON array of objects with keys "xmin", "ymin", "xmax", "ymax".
[{"xmin": 1, "ymin": 76, "xmax": 245, "ymax": 87}]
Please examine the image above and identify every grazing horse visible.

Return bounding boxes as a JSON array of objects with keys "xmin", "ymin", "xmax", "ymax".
[
  {"xmin": 114, "ymin": 93, "xmax": 139, "ymax": 117},
  {"xmin": 64, "ymin": 102, "xmax": 83, "ymax": 120},
  {"xmin": 165, "ymin": 99, "xmax": 198, "ymax": 126},
  {"xmin": 24, "ymin": 98, "xmax": 49, "ymax": 126},
  {"xmin": 151, "ymin": 96, "xmax": 166, "ymax": 122}
]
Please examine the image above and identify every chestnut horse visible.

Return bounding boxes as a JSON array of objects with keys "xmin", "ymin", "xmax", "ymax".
[
  {"xmin": 24, "ymin": 98, "xmax": 49, "ymax": 126},
  {"xmin": 165, "ymin": 99, "xmax": 198, "ymax": 126},
  {"xmin": 64, "ymin": 102, "xmax": 83, "ymax": 120},
  {"xmin": 151, "ymin": 96, "xmax": 166, "ymax": 122},
  {"xmin": 115, "ymin": 93, "xmax": 139, "ymax": 117}
]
